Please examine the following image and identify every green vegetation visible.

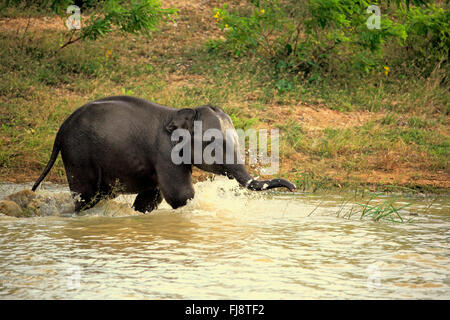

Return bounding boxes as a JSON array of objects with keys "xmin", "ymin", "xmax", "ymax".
[
  {"xmin": 211, "ymin": 0, "xmax": 448, "ymax": 83},
  {"xmin": 335, "ymin": 194, "xmax": 413, "ymax": 223},
  {"xmin": 1, "ymin": 0, "xmax": 177, "ymax": 48},
  {"xmin": 0, "ymin": 0, "xmax": 448, "ymax": 193}
]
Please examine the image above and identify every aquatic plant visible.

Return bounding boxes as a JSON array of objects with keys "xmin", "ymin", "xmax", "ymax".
[
  {"xmin": 341, "ymin": 195, "xmax": 413, "ymax": 223},
  {"xmin": 308, "ymin": 191, "xmax": 415, "ymax": 223}
]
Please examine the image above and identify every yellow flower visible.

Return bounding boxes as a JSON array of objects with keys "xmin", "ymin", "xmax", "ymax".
[
  {"xmin": 225, "ymin": 24, "xmax": 229, "ymax": 28},
  {"xmin": 105, "ymin": 49, "xmax": 112, "ymax": 60},
  {"xmin": 384, "ymin": 66, "xmax": 390, "ymax": 76},
  {"xmin": 214, "ymin": 12, "xmax": 220, "ymax": 20},
  {"xmin": 260, "ymin": 9, "xmax": 265, "ymax": 14}
]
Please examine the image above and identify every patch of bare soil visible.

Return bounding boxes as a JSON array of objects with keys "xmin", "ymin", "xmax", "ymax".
[
  {"xmin": 296, "ymin": 104, "xmax": 382, "ymax": 130},
  {"xmin": 267, "ymin": 103, "xmax": 384, "ymax": 130},
  {"xmin": 164, "ymin": 73, "xmax": 208, "ymax": 89},
  {"xmin": 350, "ymin": 169, "xmax": 450, "ymax": 189},
  {"xmin": 0, "ymin": 16, "xmax": 66, "ymax": 33}
]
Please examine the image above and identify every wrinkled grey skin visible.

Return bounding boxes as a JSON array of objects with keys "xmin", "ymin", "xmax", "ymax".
[{"xmin": 32, "ymin": 96, "xmax": 296, "ymax": 213}]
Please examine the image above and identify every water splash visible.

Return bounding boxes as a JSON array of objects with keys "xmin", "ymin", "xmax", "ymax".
[{"xmin": 0, "ymin": 176, "xmax": 304, "ymax": 218}]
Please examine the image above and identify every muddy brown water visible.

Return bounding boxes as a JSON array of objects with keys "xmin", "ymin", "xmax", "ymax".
[{"xmin": 0, "ymin": 177, "xmax": 449, "ymax": 299}]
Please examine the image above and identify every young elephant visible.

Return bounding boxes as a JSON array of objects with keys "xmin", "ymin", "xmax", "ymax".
[{"xmin": 32, "ymin": 96, "xmax": 296, "ymax": 213}]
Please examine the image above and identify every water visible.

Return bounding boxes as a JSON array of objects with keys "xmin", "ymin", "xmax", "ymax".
[{"xmin": 0, "ymin": 177, "xmax": 449, "ymax": 299}]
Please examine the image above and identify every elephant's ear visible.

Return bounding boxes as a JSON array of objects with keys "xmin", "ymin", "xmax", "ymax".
[{"xmin": 165, "ymin": 108, "xmax": 197, "ymax": 134}]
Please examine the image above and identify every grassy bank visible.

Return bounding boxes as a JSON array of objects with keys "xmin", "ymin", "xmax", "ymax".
[{"xmin": 0, "ymin": 1, "xmax": 448, "ymax": 193}]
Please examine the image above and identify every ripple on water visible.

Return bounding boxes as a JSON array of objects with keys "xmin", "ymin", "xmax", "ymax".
[{"xmin": 0, "ymin": 178, "xmax": 449, "ymax": 299}]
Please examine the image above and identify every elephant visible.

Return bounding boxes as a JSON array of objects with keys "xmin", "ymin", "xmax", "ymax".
[{"xmin": 32, "ymin": 96, "xmax": 296, "ymax": 213}]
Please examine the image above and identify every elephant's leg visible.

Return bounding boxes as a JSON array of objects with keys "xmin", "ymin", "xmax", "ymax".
[
  {"xmin": 156, "ymin": 165, "xmax": 195, "ymax": 210},
  {"xmin": 74, "ymin": 191, "xmax": 102, "ymax": 212},
  {"xmin": 65, "ymin": 164, "xmax": 103, "ymax": 212},
  {"xmin": 133, "ymin": 187, "xmax": 163, "ymax": 213}
]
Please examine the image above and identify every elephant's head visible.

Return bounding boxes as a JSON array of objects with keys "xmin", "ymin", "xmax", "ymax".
[{"xmin": 166, "ymin": 105, "xmax": 296, "ymax": 192}]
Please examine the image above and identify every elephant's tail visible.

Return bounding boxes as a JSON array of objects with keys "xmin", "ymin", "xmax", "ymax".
[{"xmin": 32, "ymin": 137, "xmax": 61, "ymax": 192}]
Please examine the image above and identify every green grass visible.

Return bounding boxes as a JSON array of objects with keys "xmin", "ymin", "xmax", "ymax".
[
  {"xmin": 336, "ymin": 199, "xmax": 412, "ymax": 223},
  {"xmin": 334, "ymin": 192, "xmax": 414, "ymax": 223},
  {"xmin": 0, "ymin": 5, "xmax": 448, "ymax": 192},
  {"xmin": 275, "ymin": 120, "xmax": 306, "ymax": 154},
  {"xmin": 306, "ymin": 190, "xmax": 416, "ymax": 223}
]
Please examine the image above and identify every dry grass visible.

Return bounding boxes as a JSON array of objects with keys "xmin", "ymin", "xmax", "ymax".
[{"xmin": 0, "ymin": 0, "xmax": 448, "ymax": 192}]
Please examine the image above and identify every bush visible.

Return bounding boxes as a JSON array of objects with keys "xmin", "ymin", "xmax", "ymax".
[
  {"xmin": 211, "ymin": 0, "xmax": 448, "ymax": 82},
  {"xmin": 1, "ymin": 0, "xmax": 177, "ymax": 48},
  {"xmin": 402, "ymin": 4, "xmax": 449, "ymax": 75}
]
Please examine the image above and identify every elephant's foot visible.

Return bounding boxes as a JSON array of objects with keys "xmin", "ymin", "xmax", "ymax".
[
  {"xmin": 133, "ymin": 188, "xmax": 163, "ymax": 213},
  {"xmin": 74, "ymin": 192, "xmax": 103, "ymax": 212}
]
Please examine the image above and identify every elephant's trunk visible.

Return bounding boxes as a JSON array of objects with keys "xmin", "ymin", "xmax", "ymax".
[{"xmin": 227, "ymin": 164, "xmax": 296, "ymax": 192}]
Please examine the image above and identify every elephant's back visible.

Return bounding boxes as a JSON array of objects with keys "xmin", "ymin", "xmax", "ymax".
[
  {"xmin": 66, "ymin": 95, "xmax": 168, "ymax": 123},
  {"xmin": 57, "ymin": 96, "xmax": 169, "ymax": 160},
  {"xmin": 59, "ymin": 96, "xmax": 169, "ymax": 137}
]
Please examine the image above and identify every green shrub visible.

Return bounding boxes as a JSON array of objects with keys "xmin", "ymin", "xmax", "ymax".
[
  {"xmin": 1, "ymin": 0, "xmax": 177, "ymax": 48},
  {"xmin": 211, "ymin": 0, "xmax": 447, "ymax": 82},
  {"xmin": 402, "ymin": 4, "xmax": 449, "ymax": 76}
]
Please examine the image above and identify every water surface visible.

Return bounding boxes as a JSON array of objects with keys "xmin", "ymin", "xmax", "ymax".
[{"xmin": 0, "ymin": 178, "xmax": 449, "ymax": 299}]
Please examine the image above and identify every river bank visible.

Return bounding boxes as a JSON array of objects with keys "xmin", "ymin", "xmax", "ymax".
[{"xmin": 0, "ymin": 1, "xmax": 448, "ymax": 194}]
